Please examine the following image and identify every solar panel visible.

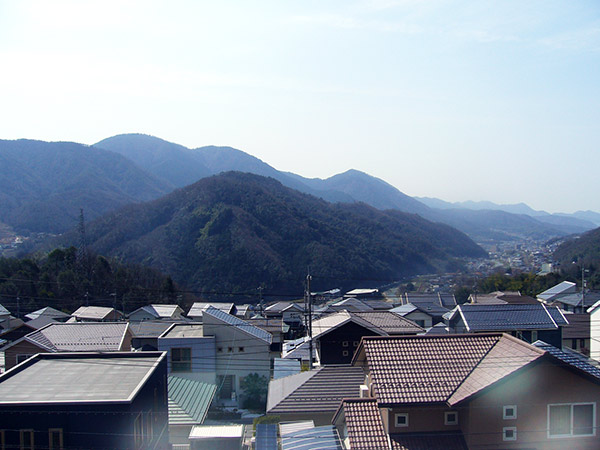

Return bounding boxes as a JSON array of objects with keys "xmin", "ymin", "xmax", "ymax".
[{"xmin": 256, "ymin": 423, "xmax": 278, "ymax": 450}]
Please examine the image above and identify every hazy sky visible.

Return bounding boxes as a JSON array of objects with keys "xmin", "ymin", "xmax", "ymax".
[{"xmin": 1, "ymin": 0, "xmax": 599, "ymax": 213}]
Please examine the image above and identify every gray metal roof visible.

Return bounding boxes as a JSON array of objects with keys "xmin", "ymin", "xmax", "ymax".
[
  {"xmin": 0, "ymin": 304, "xmax": 10, "ymax": 315},
  {"xmin": 554, "ymin": 292, "xmax": 600, "ymax": 308},
  {"xmin": 161, "ymin": 323, "xmax": 205, "ymax": 339},
  {"xmin": 168, "ymin": 374, "xmax": 217, "ymax": 425},
  {"xmin": 20, "ymin": 322, "xmax": 130, "ymax": 352},
  {"xmin": 203, "ymin": 306, "xmax": 272, "ymax": 344},
  {"xmin": 130, "ymin": 304, "xmax": 183, "ymax": 319},
  {"xmin": 128, "ymin": 321, "xmax": 172, "ymax": 338},
  {"xmin": 187, "ymin": 302, "xmax": 234, "ymax": 318},
  {"xmin": 538, "ymin": 281, "xmax": 577, "ymax": 301},
  {"xmin": 25, "ymin": 306, "xmax": 70, "ymax": 321},
  {"xmin": 454, "ymin": 304, "xmax": 568, "ymax": 332},
  {"xmin": 71, "ymin": 306, "xmax": 119, "ymax": 320},
  {"xmin": 0, "ymin": 352, "xmax": 165, "ymax": 404}
]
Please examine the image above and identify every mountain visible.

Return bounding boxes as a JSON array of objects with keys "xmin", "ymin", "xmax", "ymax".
[
  {"xmin": 55, "ymin": 172, "xmax": 486, "ymax": 294},
  {"xmin": 0, "ymin": 139, "xmax": 171, "ymax": 233},
  {"xmin": 559, "ymin": 210, "xmax": 600, "ymax": 227},
  {"xmin": 417, "ymin": 197, "xmax": 596, "ymax": 236},
  {"xmin": 553, "ymin": 226, "xmax": 600, "ymax": 268}
]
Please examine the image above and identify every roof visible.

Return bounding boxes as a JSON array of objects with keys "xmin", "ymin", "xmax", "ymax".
[
  {"xmin": 280, "ymin": 425, "xmax": 343, "ymax": 450},
  {"xmin": 267, "ymin": 365, "xmax": 364, "ymax": 415},
  {"xmin": 355, "ymin": 333, "xmax": 544, "ymax": 406},
  {"xmin": 71, "ymin": 305, "xmax": 119, "ymax": 320},
  {"xmin": 392, "ymin": 302, "xmax": 449, "ymax": 318},
  {"xmin": 265, "ymin": 301, "xmax": 304, "ymax": 313},
  {"xmin": 390, "ymin": 433, "xmax": 468, "ymax": 450},
  {"xmin": 128, "ymin": 321, "xmax": 172, "ymax": 338},
  {"xmin": 187, "ymin": 302, "xmax": 234, "ymax": 318},
  {"xmin": 256, "ymin": 424, "xmax": 278, "ymax": 450},
  {"xmin": 328, "ymin": 298, "xmax": 374, "ymax": 312},
  {"xmin": 346, "ymin": 288, "xmax": 379, "ymax": 296},
  {"xmin": 245, "ymin": 317, "xmax": 289, "ymax": 335},
  {"xmin": 279, "ymin": 421, "xmax": 315, "ymax": 436},
  {"xmin": 203, "ymin": 306, "xmax": 272, "ymax": 344},
  {"xmin": 0, "ymin": 352, "xmax": 165, "ymax": 404},
  {"xmin": 404, "ymin": 292, "xmax": 456, "ymax": 308},
  {"xmin": 25, "ymin": 306, "xmax": 70, "ymax": 321},
  {"xmin": 450, "ymin": 303, "xmax": 568, "ymax": 332},
  {"xmin": 553, "ymin": 292, "xmax": 600, "ymax": 308},
  {"xmin": 168, "ymin": 374, "xmax": 217, "ymax": 425},
  {"xmin": 161, "ymin": 323, "xmax": 205, "ymax": 339},
  {"xmin": 562, "ymin": 313, "xmax": 590, "ymax": 339},
  {"xmin": 333, "ymin": 398, "xmax": 389, "ymax": 450},
  {"xmin": 25, "ymin": 316, "xmax": 59, "ymax": 330},
  {"xmin": 533, "ymin": 340, "xmax": 600, "ymax": 381},
  {"xmin": 538, "ymin": 281, "xmax": 577, "ymax": 301},
  {"xmin": 0, "ymin": 304, "xmax": 10, "ymax": 315},
  {"xmin": 5, "ymin": 322, "xmax": 130, "ymax": 352},
  {"xmin": 129, "ymin": 304, "xmax": 183, "ymax": 319},
  {"xmin": 189, "ymin": 425, "xmax": 244, "ymax": 439},
  {"xmin": 351, "ymin": 312, "xmax": 424, "ymax": 334}
]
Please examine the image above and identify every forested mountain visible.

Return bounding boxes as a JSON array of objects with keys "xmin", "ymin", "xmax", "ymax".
[
  {"xmin": 53, "ymin": 172, "xmax": 486, "ymax": 295},
  {"xmin": 0, "ymin": 139, "xmax": 171, "ymax": 233},
  {"xmin": 553, "ymin": 226, "xmax": 600, "ymax": 268}
]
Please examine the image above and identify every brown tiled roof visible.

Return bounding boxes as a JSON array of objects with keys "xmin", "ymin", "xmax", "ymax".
[
  {"xmin": 337, "ymin": 398, "xmax": 389, "ymax": 450},
  {"xmin": 359, "ymin": 333, "xmax": 544, "ymax": 405},
  {"xmin": 267, "ymin": 365, "xmax": 364, "ymax": 415},
  {"xmin": 390, "ymin": 432, "xmax": 468, "ymax": 450}
]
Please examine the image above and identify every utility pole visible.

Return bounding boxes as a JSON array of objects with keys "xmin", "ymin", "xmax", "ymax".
[
  {"xmin": 582, "ymin": 266, "xmax": 589, "ymax": 305},
  {"xmin": 306, "ymin": 272, "xmax": 313, "ymax": 370}
]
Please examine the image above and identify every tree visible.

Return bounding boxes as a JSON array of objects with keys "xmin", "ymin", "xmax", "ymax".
[{"xmin": 240, "ymin": 373, "xmax": 268, "ymax": 411}]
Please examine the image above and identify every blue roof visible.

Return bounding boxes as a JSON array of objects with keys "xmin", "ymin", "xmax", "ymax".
[
  {"xmin": 456, "ymin": 304, "xmax": 567, "ymax": 331},
  {"xmin": 256, "ymin": 424, "xmax": 278, "ymax": 450},
  {"xmin": 203, "ymin": 306, "xmax": 272, "ymax": 344},
  {"xmin": 281, "ymin": 425, "xmax": 343, "ymax": 450},
  {"xmin": 533, "ymin": 341, "xmax": 600, "ymax": 380}
]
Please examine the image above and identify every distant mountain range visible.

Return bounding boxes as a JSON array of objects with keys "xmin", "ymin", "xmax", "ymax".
[
  {"xmin": 52, "ymin": 172, "xmax": 486, "ymax": 293},
  {"xmin": 1, "ymin": 134, "xmax": 597, "ymax": 243}
]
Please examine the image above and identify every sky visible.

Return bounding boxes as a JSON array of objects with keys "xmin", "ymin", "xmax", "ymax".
[{"xmin": 1, "ymin": 0, "xmax": 599, "ymax": 214}]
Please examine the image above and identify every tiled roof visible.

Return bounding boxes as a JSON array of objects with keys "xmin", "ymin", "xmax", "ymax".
[
  {"xmin": 168, "ymin": 375, "xmax": 217, "ymax": 425},
  {"xmin": 329, "ymin": 298, "xmax": 374, "ymax": 312},
  {"xmin": 336, "ymin": 398, "xmax": 389, "ymax": 450},
  {"xmin": 22, "ymin": 322, "xmax": 129, "ymax": 352},
  {"xmin": 390, "ymin": 432, "xmax": 468, "ymax": 450},
  {"xmin": 404, "ymin": 293, "xmax": 456, "ymax": 308},
  {"xmin": 71, "ymin": 306, "xmax": 118, "ymax": 320},
  {"xmin": 265, "ymin": 301, "xmax": 304, "ymax": 313},
  {"xmin": 396, "ymin": 301, "xmax": 449, "ymax": 317},
  {"xmin": 25, "ymin": 306, "xmax": 70, "ymax": 321},
  {"xmin": 267, "ymin": 365, "xmax": 364, "ymax": 414},
  {"xmin": 358, "ymin": 334, "xmax": 544, "ymax": 405},
  {"xmin": 554, "ymin": 292, "xmax": 600, "ymax": 308},
  {"xmin": 533, "ymin": 340, "xmax": 600, "ymax": 381},
  {"xmin": 203, "ymin": 306, "xmax": 272, "ymax": 344},
  {"xmin": 452, "ymin": 303, "xmax": 568, "ymax": 331},
  {"xmin": 187, "ymin": 302, "xmax": 234, "ymax": 318},
  {"xmin": 352, "ymin": 312, "xmax": 424, "ymax": 334},
  {"xmin": 561, "ymin": 313, "xmax": 590, "ymax": 339}
]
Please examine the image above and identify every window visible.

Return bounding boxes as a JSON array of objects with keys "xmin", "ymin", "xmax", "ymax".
[
  {"xmin": 20, "ymin": 429, "xmax": 34, "ymax": 450},
  {"xmin": 227, "ymin": 347, "xmax": 233, "ymax": 353},
  {"xmin": 353, "ymin": 341, "xmax": 359, "ymax": 347},
  {"xmin": 395, "ymin": 413, "xmax": 409, "ymax": 427},
  {"xmin": 415, "ymin": 320, "xmax": 425, "ymax": 327},
  {"xmin": 48, "ymin": 429, "xmax": 63, "ymax": 450},
  {"xmin": 503, "ymin": 405, "xmax": 517, "ymax": 420},
  {"xmin": 342, "ymin": 341, "xmax": 349, "ymax": 347},
  {"xmin": 218, "ymin": 347, "xmax": 223, "ymax": 352},
  {"xmin": 238, "ymin": 347, "xmax": 245, "ymax": 352},
  {"xmin": 445, "ymin": 411, "xmax": 458, "ymax": 425},
  {"xmin": 16, "ymin": 354, "xmax": 33, "ymax": 365},
  {"xmin": 548, "ymin": 403, "xmax": 595, "ymax": 438},
  {"xmin": 342, "ymin": 350, "xmax": 349, "ymax": 357},
  {"xmin": 503, "ymin": 426, "xmax": 517, "ymax": 441},
  {"xmin": 171, "ymin": 347, "xmax": 191, "ymax": 372}
]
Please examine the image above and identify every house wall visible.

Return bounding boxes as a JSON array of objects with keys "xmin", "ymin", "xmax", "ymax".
[
  {"xmin": 157, "ymin": 336, "xmax": 216, "ymax": 375},
  {"xmin": 404, "ymin": 311, "xmax": 433, "ymax": 328},
  {"xmin": 385, "ymin": 405, "xmax": 462, "ymax": 434},
  {"xmin": 464, "ymin": 360, "xmax": 600, "ymax": 450},
  {"xmin": 590, "ymin": 309, "xmax": 600, "ymax": 362},
  {"xmin": 129, "ymin": 310, "xmax": 159, "ymax": 321},
  {"xmin": 3, "ymin": 340, "xmax": 46, "ymax": 370},
  {"xmin": 319, "ymin": 322, "xmax": 377, "ymax": 365},
  {"xmin": 202, "ymin": 315, "xmax": 270, "ymax": 407}
]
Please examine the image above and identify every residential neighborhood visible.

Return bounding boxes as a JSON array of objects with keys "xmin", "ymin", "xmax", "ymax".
[{"xmin": 1, "ymin": 278, "xmax": 600, "ymax": 449}]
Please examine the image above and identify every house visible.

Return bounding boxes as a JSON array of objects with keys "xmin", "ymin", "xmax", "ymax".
[
  {"xmin": 70, "ymin": 305, "xmax": 124, "ymax": 322},
  {"xmin": 586, "ymin": 299, "xmax": 600, "ymax": 361},
  {"xmin": 333, "ymin": 333, "xmax": 600, "ymax": 449},
  {"xmin": 562, "ymin": 313, "xmax": 591, "ymax": 356},
  {"xmin": 446, "ymin": 303, "xmax": 568, "ymax": 347},
  {"xmin": 311, "ymin": 311, "xmax": 424, "ymax": 365},
  {"xmin": 129, "ymin": 321, "xmax": 173, "ymax": 351},
  {"xmin": 244, "ymin": 317, "xmax": 289, "ymax": 354},
  {"xmin": 187, "ymin": 302, "xmax": 236, "ymax": 321},
  {"xmin": 128, "ymin": 304, "xmax": 185, "ymax": 321},
  {"xmin": 390, "ymin": 302, "xmax": 449, "ymax": 328},
  {"xmin": 1, "ymin": 322, "xmax": 132, "ymax": 370},
  {"xmin": 202, "ymin": 306, "xmax": 272, "ymax": 408},
  {"xmin": 168, "ymin": 374, "xmax": 218, "ymax": 448},
  {"xmin": 157, "ymin": 323, "xmax": 215, "ymax": 375},
  {"xmin": 0, "ymin": 351, "xmax": 169, "ymax": 449},
  {"xmin": 538, "ymin": 280, "xmax": 578, "ymax": 303},
  {"xmin": 267, "ymin": 365, "xmax": 365, "ymax": 425},
  {"xmin": 550, "ymin": 292, "xmax": 600, "ymax": 314},
  {"xmin": 469, "ymin": 291, "xmax": 538, "ymax": 305},
  {"xmin": 264, "ymin": 301, "xmax": 305, "ymax": 326},
  {"xmin": 25, "ymin": 306, "xmax": 70, "ymax": 322}
]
